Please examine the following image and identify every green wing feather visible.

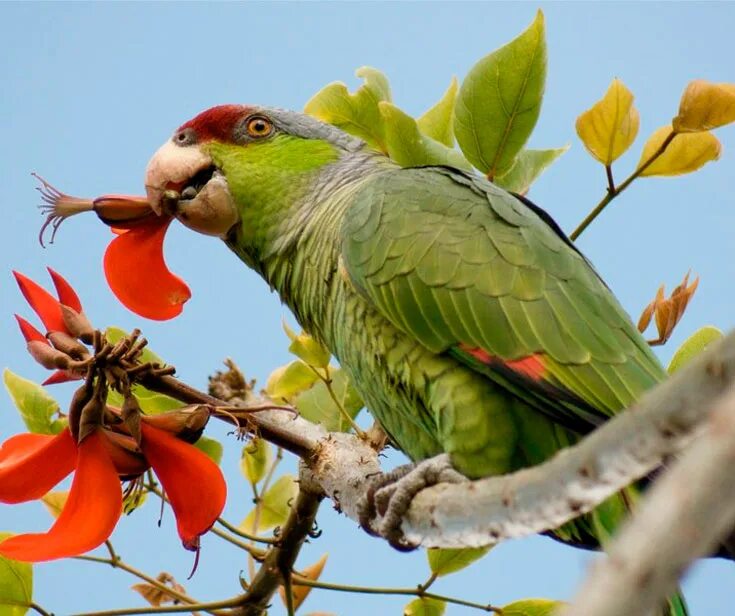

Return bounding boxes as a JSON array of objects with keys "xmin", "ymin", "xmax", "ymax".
[{"xmin": 341, "ymin": 165, "xmax": 666, "ymax": 432}]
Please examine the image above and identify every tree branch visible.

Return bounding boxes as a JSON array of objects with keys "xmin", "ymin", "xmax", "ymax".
[
  {"xmin": 563, "ymin": 383, "xmax": 735, "ymax": 616},
  {"xmin": 301, "ymin": 330, "xmax": 735, "ymax": 548}
]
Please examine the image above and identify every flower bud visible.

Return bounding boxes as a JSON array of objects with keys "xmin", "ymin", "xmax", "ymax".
[{"xmin": 142, "ymin": 405, "xmax": 211, "ymax": 443}]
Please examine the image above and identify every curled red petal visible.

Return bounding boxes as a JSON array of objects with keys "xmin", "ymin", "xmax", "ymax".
[
  {"xmin": 15, "ymin": 314, "xmax": 47, "ymax": 344},
  {"xmin": 13, "ymin": 271, "xmax": 67, "ymax": 334},
  {"xmin": 47, "ymin": 267, "xmax": 82, "ymax": 312},
  {"xmin": 0, "ymin": 429, "xmax": 122, "ymax": 562},
  {"xmin": 140, "ymin": 423, "xmax": 226, "ymax": 548},
  {"xmin": 103, "ymin": 217, "xmax": 191, "ymax": 320},
  {"xmin": 42, "ymin": 370, "xmax": 82, "ymax": 386},
  {"xmin": 0, "ymin": 428, "xmax": 77, "ymax": 503}
]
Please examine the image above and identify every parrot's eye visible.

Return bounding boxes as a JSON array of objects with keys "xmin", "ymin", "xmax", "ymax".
[
  {"xmin": 245, "ymin": 116, "xmax": 274, "ymax": 139},
  {"xmin": 173, "ymin": 128, "xmax": 196, "ymax": 147}
]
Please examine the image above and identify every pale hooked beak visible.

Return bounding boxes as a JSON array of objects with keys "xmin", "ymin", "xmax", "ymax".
[
  {"xmin": 144, "ymin": 140, "xmax": 213, "ymax": 216},
  {"xmin": 144, "ymin": 139, "xmax": 239, "ymax": 238}
]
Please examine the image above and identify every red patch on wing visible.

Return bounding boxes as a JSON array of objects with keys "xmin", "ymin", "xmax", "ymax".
[
  {"xmin": 178, "ymin": 104, "xmax": 256, "ymax": 143},
  {"xmin": 458, "ymin": 344, "xmax": 546, "ymax": 381}
]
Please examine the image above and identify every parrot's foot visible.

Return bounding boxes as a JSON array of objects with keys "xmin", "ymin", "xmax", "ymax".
[{"xmin": 358, "ymin": 454, "xmax": 468, "ymax": 551}]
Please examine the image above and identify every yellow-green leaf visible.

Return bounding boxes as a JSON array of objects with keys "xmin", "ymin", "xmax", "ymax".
[
  {"xmin": 194, "ymin": 436, "xmax": 223, "ymax": 465},
  {"xmin": 638, "ymin": 126, "xmax": 721, "ymax": 177},
  {"xmin": 41, "ymin": 491, "xmax": 68, "ymax": 519},
  {"xmin": 427, "ymin": 546, "xmax": 492, "ymax": 577},
  {"xmin": 241, "ymin": 475, "xmax": 298, "ymax": 534},
  {"xmin": 0, "ymin": 532, "xmax": 32, "ymax": 616},
  {"xmin": 575, "ymin": 78, "xmax": 640, "ymax": 165},
  {"xmin": 454, "ymin": 10, "xmax": 546, "ymax": 178},
  {"xmin": 404, "ymin": 597, "xmax": 446, "ymax": 616},
  {"xmin": 3, "ymin": 369, "xmax": 60, "ymax": 435},
  {"xmin": 494, "ymin": 146, "xmax": 568, "ymax": 194},
  {"xmin": 240, "ymin": 437, "xmax": 271, "ymax": 485},
  {"xmin": 673, "ymin": 80, "xmax": 735, "ymax": 133},
  {"xmin": 304, "ymin": 66, "xmax": 391, "ymax": 152},
  {"xmin": 379, "ymin": 102, "xmax": 472, "ymax": 170},
  {"xmin": 280, "ymin": 553, "xmax": 328, "ymax": 611},
  {"xmin": 294, "ymin": 368, "xmax": 363, "ymax": 432},
  {"xmin": 417, "ymin": 77, "xmax": 458, "ymax": 147},
  {"xmin": 501, "ymin": 599, "xmax": 565, "ymax": 616},
  {"xmin": 284, "ymin": 326, "xmax": 331, "ymax": 369},
  {"xmin": 266, "ymin": 361, "xmax": 320, "ymax": 403},
  {"xmin": 668, "ymin": 326, "xmax": 723, "ymax": 374}
]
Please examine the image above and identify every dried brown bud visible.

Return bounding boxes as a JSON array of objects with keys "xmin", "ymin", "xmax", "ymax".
[
  {"xmin": 60, "ymin": 304, "xmax": 95, "ymax": 344},
  {"xmin": 26, "ymin": 340, "xmax": 71, "ymax": 371},
  {"xmin": 47, "ymin": 331, "xmax": 89, "ymax": 360},
  {"xmin": 142, "ymin": 405, "xmax": 212, "ymax": 443},
  {"xmin": 638, "ymin": 272, "xmax": 699, "ymax": 346}
]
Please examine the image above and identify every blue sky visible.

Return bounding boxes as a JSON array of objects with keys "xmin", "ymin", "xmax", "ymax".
[{"xmin": 1, "ymin": 2, "xmax": 734, "ymax": 614}]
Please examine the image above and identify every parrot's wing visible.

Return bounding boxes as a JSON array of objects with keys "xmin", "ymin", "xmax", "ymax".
[{"xmin": 341, "ymin": 166, "xmax": 665, "ymax": 435}]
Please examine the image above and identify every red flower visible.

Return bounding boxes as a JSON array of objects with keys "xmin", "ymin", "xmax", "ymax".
[
  {"xmin": 103, "ymin": 217, "xmax": 191, "ymax": 321},
  {"xmin": 0, "ymin": 419, "xmax": 226, "ymax": 562},
  {"xmin": 35, "ymin": 176, "xmax": 190, "ymax": 321}
]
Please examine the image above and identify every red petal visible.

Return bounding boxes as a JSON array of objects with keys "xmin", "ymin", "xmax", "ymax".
[
  {"xmin": 140, "ymin": 423, "xmax": 226, "ymax": 548},
  {"xmin": 42, "ymin": 370, "xmax": 82, "ymax": 386},
  {"xmin": 47, "ymin": 268, "xmax": 82, "ymax": 312},
  {"xmin": 103, "ymin": 217, "xmax": 191, "ymax": 320},
  {"xmin": 0, "ymin": 428, "xmax": 76, "ymax": 503},
  {"xmin": 0, "ymin": 429, "xmax": 122, "ymax": 561},
  {"xmin": 14, "ymin": 314, "xmax": 47, "ymax": 344},
  {"xmin": 13, "ymin": 272, "xmax": 67, "ymax": 334}
]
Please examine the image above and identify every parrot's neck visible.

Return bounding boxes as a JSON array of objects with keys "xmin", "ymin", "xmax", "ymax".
[{"xmin": 219, "ymin": 138, "xmax": 390, "ymax": 341}]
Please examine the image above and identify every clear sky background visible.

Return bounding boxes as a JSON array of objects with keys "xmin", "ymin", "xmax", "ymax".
[{"xmin": 1, "ymin": 2, "xmax": 734, "ymax": 615}]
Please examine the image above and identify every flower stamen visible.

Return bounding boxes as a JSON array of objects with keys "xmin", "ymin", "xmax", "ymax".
[{"xmin": 34, "ymin": 173, "xmax": 95, "ymax": 248}]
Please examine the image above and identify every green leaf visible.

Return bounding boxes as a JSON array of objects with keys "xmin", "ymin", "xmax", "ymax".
[
  {"xmin": 304, "ymin": 66, "xmax": 391, "ymax": 152},
  {"xmin": 266, "ymin": 361, "xmax": 320, "ymax": 403},
  {"xmin": 194, "ymin": 436, "xmax": 223, "ymax": 465},
  {"xmin": 417, "ymin": 77, "xmax": 458, "ymax": 147},
  {"xmin": 3, "ymin": 369, "xmax": 60, "ymax": 435},
  {"xmin": 454, "ymin": 10, "xmax": 547, "ymax": 178},
  {"xmin": 494, "ymin": 147, "xmax": 568, "ymax": 194},
  {"xmin": 40, "ymin": 491, "xmax": 68, "ymax": 519},
  {"xmin": 403, "ymin": 597, "xmax": 446, "ymax": 616},
  {"xmin": 241, "ymin": 437, "xmax": 271, "ymax": 485},
  {"xmin": 379, "ymin": 102, "xmax": 472, "ymax": 171},
  {"xmin": 501, "ymin": 599, "xmax": 564, "ymax": 616},
  {"xmin": 294, "ymin": 368, "xmax": 363, "ymax": 432},
  {"xmin": 106, "ymin": 386, "xmax": 180, "ymax": 416},
  {"xmin": 668, "ymin": 326, "xmax": 723, "ymax": 374},
  {"xmin": 0, "ymin": 532, "xmax": 32, "ymax": 615},
  {"xmin": 426, "ymin": 546, "xmax": 492, "ymax": 577},
  {"xmin": 241, "ymin": 475, "xmax": 298, "ymax": 534}
]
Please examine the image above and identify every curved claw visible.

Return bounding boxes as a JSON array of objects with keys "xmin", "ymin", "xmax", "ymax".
[{"xmin": 358, "ymin": 455, "xmax": 468, "ymax": 551}]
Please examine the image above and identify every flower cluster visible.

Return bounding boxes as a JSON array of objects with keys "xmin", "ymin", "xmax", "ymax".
[{"xmin": 0, "ymin": 270, "xmax": 226, "ymax": 562}]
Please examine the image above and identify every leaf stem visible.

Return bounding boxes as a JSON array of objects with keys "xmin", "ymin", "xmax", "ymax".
[
  {"xmin": 30, "ymin": 603, "xmax": 52, "ymax": 616},
  {"xmin": 215, "ymin": 516, "xmax": 278, "ymax": 544},
  {"xmin": 290, "ymin": 575, "xmax": 502, "ymax": 613},
  {"xmin": 309, "ymin": 366, "xmax": 365, "ymax": 437},
  {"xmin": 570, "ymin": 130, "xmax": 677, "ymax": 240},
  {"xmin": 73, "ymin": 555, "xmax": 199, "ymax": 608},
  {"xmin": 70, "ymin": 598, "xmax": 241, "ymax": 616}
]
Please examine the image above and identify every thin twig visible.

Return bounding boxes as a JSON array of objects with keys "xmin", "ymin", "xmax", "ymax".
[
  {"xmin": 290, "ymin": 575, "xmax": 502, "ymax": 613},
  {"xmin": 29, "ymin": 603, "xmax": 52, "ymax": 616},
  {"xmin": 570, "ymin": 131, "xmax": 677, "ymax": 240}
]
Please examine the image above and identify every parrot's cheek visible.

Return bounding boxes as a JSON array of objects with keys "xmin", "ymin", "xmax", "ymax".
[{"xmin": 174, "ymin": 172, "xmax": 239, "ymax": 238}]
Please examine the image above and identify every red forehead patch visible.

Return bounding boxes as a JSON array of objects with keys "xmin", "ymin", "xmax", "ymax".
[{"xmin": 177, "ymin": 104, "xmax": 256, "ymax": 143}]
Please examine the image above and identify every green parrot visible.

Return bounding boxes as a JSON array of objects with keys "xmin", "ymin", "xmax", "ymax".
[{"xmin": 142, "ymin": 104, "xmax": 684, "ymax": 613}]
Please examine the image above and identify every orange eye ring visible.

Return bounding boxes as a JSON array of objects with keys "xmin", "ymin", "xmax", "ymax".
[{"xmin": 246, "ymin": 116, "xmax": 274, "ymax": 138}]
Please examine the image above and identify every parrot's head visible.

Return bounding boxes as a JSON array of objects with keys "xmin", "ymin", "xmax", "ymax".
[{"xmin": 144, "ymin": 104, "xmax": 360, "ymax": 239}]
